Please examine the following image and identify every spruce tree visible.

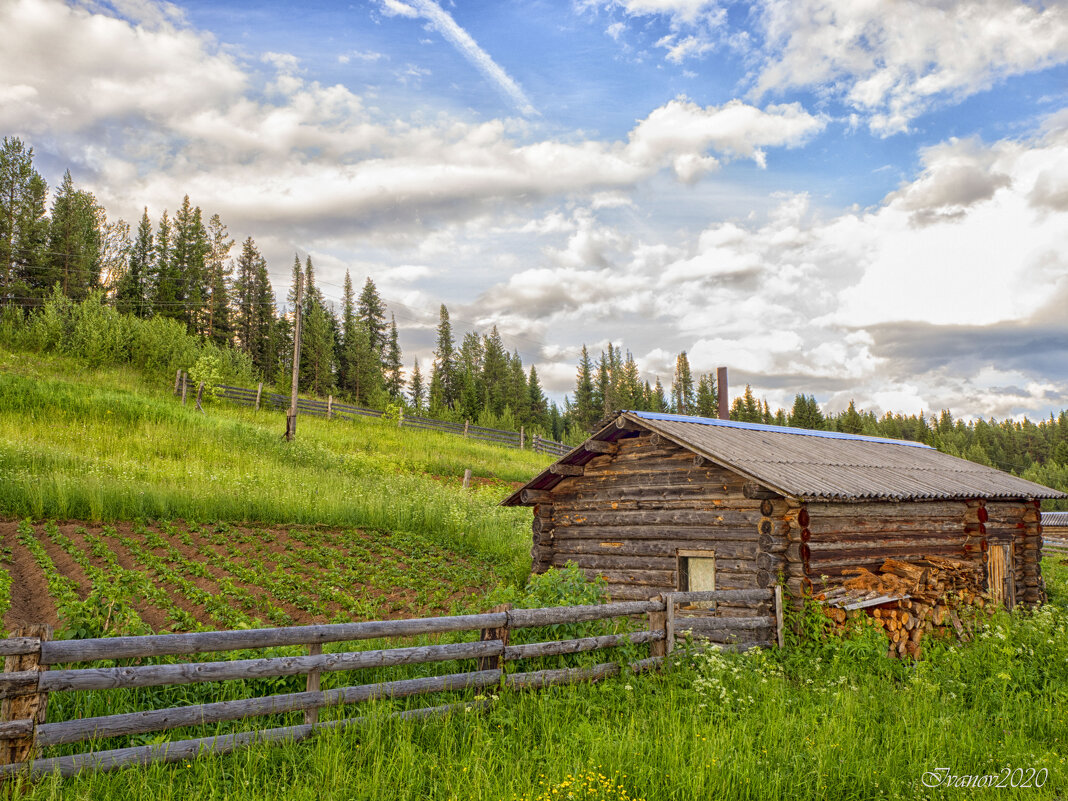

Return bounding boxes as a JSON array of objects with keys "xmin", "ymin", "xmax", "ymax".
[
  {"xmin": 233, "ymin": 238, "xmax": 263, "ymax": 357},
  {"xmin": 116, "ymin": 208, "xmax": 153, "ymax": 317},
  {"xmin": 429, "ymin": 304, "xmax": 458, "ymax": 411},
  {"xmin": 299, "ymin": 256, "xmax": 336, "ymax": 397},
  {"xmin": 204, "ymin": 214, "xmax": 233, "ymax": 346},
  {"xmin": 671, "ymin": 352, "xmax": 695, "ymax": 414},
  {"xmin": 409, "ymin": 358, "xmax": 425, "ymax": 412},
  {"xmin": 338, "ymin": 271, "xmax": 357, "ymax": 395},
  {"xmin": 251, "ymin": 253, "xmax": 278, "ymax": 379},
  {"xmin": 357, "ymin": 277, "xmax": 387, "ymax": 360},
  {"xmin": 787, "ymin": 394, "xmax": 824, "ymax": 430},
  {"xmin": 45, "ymin": 170, "xmax": 103, "ymax": 300},
  {"xmin": 385, "ymin": 314, "xmax": 404, "ymax": 400},
  {"xmin": 0, "ymin": 137, "xmax": 48, "ymax": 303},
  {"xmin": 695, "ymin": 374, "xmax": 717, "ymax": 417},
  {"xmin": 528, "ymin": 365, "xmax": 548, "ymax": 430},
  {"xmin": 150, "ymin": 211, "xmax": 176, "ymax": 318},
  {"xmin": 481, "ymin": 327, "xmax": 509, "ymax": 417},
  {"xmin": 653, "ymin": 377, "xmax": 668, "ymax": 412},
  {"xmin": 573, "ymin": 345, "xmax": 597, "ymax": 432}
]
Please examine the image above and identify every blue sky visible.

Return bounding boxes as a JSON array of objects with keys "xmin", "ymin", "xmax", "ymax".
[{"xmin": 2, "ymin": 0, "xmax": 1068, "ymax": 419}]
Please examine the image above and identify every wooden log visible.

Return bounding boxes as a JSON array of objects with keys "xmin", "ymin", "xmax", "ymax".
[
  {"xmin": 773, "ymin": 586, "xmax": 785, "ymax": 648},
  {"xmin": 304, "ymin": 644, "xmax": 321, "ymax": 726},
  {"xmin": 568, "ymin": 567, "xmax": 676, "ymax": 587},
  {"xmin": 552, "ymin": 538, "xmax": 757, "ymax": 560},
  {"xmin": 507, "ymin": 600, "xmax": 662, "ymax": 629},
  {"xmin": 807, "ymin": 502, "xmax": 969, "ymax": 519},
  {"xmin": 1, "ymin": 625, "xmax": 51, "ymax": 767},
  {"xmin": 40, "ymin": 641, "xmax": 504, "ymax": 693},
  {"xmin": 7, "ymin": 700, "xmax": 491, "ymax": 779},
  {"xmin": 554, "ymin": 509, "xmax": 762, "ymax": 528},
  {"xmin": 758, "ymin": 533, "xmax": 788, "ymax": 554},
  {"xmin": 546, "ymin": 526, "xmax": 759, "ymax": 543},
  {"xmin": 549, "ymin": 464, "xmax": 584, "ymax": 477},
  {"xmin": 674, "ymin": 616, "xmax": 775, "ymax": 632},
  {"xmin": 668, "ymin": 589, "xmax": 772, "ymax": 604},
  {"xmin": 0, "ymin": 640, "xmax": 40, "ymax": 659},
  {"xmin": 40, "ymin": 614, "xmax": 508, "ymax": 665},
  {"xmin": 648, "ymin": 596, "xmax": 667, "ymax": 658},
  {"xmin": 584, "ymin": 439, "xmax": 618, "ymax": 454},
  {"xmin": 504, "ymin": 657, "xmax": 657, "ymax": 691},
  {"xmin": 505, "ymin": 631, "xmax": 661, "ymax": 662},
  {"xmin": 477, "ymin": 605, "xmax": 510, "ymax": 672},
  {"xmin": 743, "ymin": 482, "xmax": 781, "ymax": 500},
  {"xmin": 37, "ymin": 667, "xmax": 502, "ymax": 750}
]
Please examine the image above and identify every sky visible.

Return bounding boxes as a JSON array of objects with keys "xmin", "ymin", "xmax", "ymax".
[{"xmin": 2, "ymin": 0, "xmax": 1068, "ymax": 420}]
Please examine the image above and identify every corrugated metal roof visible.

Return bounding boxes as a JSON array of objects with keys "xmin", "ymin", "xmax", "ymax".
[
  {"xmin": 501, "ymin": 411, "xmax": 1066, "ymax": 505},
  {"xmin": 1042, "ymin": 511, "xmax": 1068, "ymax": 527}
]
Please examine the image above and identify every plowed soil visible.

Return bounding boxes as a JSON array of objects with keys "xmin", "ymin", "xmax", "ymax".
[{"xmin": 1, "ymin": 520, "xmax": 495, "ymax": 634}]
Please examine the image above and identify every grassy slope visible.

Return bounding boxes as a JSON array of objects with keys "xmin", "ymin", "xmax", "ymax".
[
  {"xmin": 0, "ymin": 347, "xmax": 549, "ymax": 586},
  {"xmin": 4, "ymin": 349, "xmax": 1068, "ymax": 800}
]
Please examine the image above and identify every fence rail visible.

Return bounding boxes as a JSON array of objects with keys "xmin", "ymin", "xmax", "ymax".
[
  {"xmin": 1045, "ymin": 537, "xmax": 1068, "ymax": 556},
  {"xmin": 0, "ymin": 590, "xmax": 779, "ymax": 780},
  {"xmin": 172, "ymin": 372, "xmax": 571, "ymax": 458}
]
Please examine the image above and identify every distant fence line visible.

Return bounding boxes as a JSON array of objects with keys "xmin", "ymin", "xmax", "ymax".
[
  {"xmin": 172, "ymin": 371, "xmax": 571, "ymax": 458},
  {"xmin": 0, "ymin": 589, "xmax": 781, "ymax": 780}
]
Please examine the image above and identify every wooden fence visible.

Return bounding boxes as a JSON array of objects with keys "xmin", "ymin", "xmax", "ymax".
[
  {"xmin": 173, "ymin": 371, "xmax": 571, "ymax": 458},
  {"xmin": 0, "ymin": 589, "xmax": 779, "ymax": 780},
  {"xmin": 1045, "ymin": 536, "xmax": 1068, "ymax": 556}
]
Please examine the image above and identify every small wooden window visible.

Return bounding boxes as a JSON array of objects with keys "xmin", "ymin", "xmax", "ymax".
[{"xmin": 677, "ymin": 549, "xmax": 715, "ymax": 610}]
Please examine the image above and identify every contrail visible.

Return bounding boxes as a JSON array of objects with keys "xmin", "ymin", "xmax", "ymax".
[{"xmin": 388, "ymin": 0, "xmax": 538, "ymax": 117}]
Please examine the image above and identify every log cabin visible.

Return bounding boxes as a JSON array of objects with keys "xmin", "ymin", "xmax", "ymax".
[
  {"xmin": 1041, "ymin": 511, "xmax": 1068, "ymax": 539},
  {"xmin": 502, "ymin": 411, "xmax": 1065, "ymax": 612}
]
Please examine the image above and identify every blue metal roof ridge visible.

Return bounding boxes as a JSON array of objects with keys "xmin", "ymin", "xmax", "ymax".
[{"xmin": 628, "ymin": 410, "xmax": 933, "ymax": 449}]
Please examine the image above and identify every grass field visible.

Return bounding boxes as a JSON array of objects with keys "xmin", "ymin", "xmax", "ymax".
[{"xmin": 3, "ymin": 350, "xmax": 1068, "ymax": 800}]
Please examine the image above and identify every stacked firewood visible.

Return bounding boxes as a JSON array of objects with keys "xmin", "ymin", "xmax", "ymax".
[{"xmin": 817, "ymin": 556, "xmax": 990, "ymax": 659}]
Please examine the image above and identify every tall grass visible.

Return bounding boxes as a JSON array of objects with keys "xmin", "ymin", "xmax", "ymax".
[
  {"xmin": 0, "ymin": 360, "xmax": 551, "ymax": 583},
  {"xmin": 16, "ymin": 562, "xmax": 1068, "ymax": 800}
]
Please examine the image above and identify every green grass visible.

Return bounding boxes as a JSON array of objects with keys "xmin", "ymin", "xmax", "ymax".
[
  {"xmin": 14, "ymin": 562, "xmax": 1068, "ymax": 800},
  {"xmin": 0, "ymin": 348, "xmax": 550, "ymax": 583}
]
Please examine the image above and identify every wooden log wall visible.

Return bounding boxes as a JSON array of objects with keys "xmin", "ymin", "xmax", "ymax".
[
  {"xmin": 982, "ymin": 500, "xmax": 1043, "ymax": 606},
  {"xmin": 530, "ymin": 433, "xmax": 777, "ymax": 607}
]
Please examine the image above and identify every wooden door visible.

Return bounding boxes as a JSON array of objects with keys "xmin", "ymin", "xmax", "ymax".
[
  {"xmin": 677, "ymin": 549, "xmax": 715, "ymax": 610},
  {"xmin": 987, "ymin": 543, "xmax": 1015, "ymax": 610}
]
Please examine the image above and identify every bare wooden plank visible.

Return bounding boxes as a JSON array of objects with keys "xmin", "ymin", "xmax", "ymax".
[
  {"xmin": 36, "ymin": 670, "xmax": 502, "ymax": 747},
  {"xmin": 504, "ymin": 631, "xmax": 660, "ymax": 661},
  {"xmin": 507, "ymin": 600, "xmax": 662, "ymax": 628},
  {"xmin": 40, "ymin": 641, "xmax": 503, "ymax": 693},
  {"xmin": 40, "ymin": 614, "xmax": 508, "ymax": 665}
]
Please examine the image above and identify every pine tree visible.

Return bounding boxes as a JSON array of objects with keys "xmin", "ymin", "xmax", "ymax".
[
  {"xmin": 481, "ymin": 326, "xmax": 508, "ymax": 417},
  {"xmin": 653, "ymin": 377, "xmax": 668, "ymax": 412},
  {"xmin": 115, "ymin": 208, "xmax": 153, "ymax": 317},
  {"xmin": 409, "ymin": 358, "xmax": 425, "ymax": 412},
  {"xmin": 671, "ymin": 351, "xmax": 695, "ymax": 414},
  {"xmin": 0, "ymin": 137, "xmax": 48, "ymax": 303},
  {"xmin": 429, "ymin": 304, "xmax": 458, "ymax": 411},
  {"xmin": 170, "ymin": 196, "xmax": 207, "ymax": 331},
  {"xmin": 45, "ymin": 170, "xmax": 103, "ymax": 300},
  {"xmin": 338, "ymin": 271, "xmax": 357, "ymax": 395},
  {"xmin": 787, "ymin": 394, "xmax": 824, "ymax": 430},
  {"xmin": 385, "ymin": 314, "xmax": 403, "ymax": 400},
  {"xmin": 251, "ymin": 253, "xmax": 279, "ymax": 379},
  {"xmin": 572, "ymin": 345, "xmax": 597, "ymax": 432},
  {"xmin": 299, "ymin": 256, "xmax": 336, "ymax": 397},
  {"xmin": 730, "ymin": 385, "xmax": 762, "ymax": 423},
  {"xmin": 233, "ymin": 238, "xmax": 264, "ymax": 358},
  {"xmin": 457, "ymin": 332, "xmax": 484, "ymax": 421},
  {"xmin": 150, "ymin": 211, "xmax": 176, "ymax": 318},
  {"xmin": 506, "ymin": 351, "xmax": 528, "ymax": 422}
]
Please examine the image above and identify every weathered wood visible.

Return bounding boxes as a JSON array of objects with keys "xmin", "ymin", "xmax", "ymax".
[
  {"xmin": 807, "ymin": 502, "xmax": 969, "ymax": 518},
  {"xmin": 180, "ymin": 372, "xmax": 187, "ymax": 405},
  {"xmin": 743, "ymin": 482, "xmax": 780, "ymax": 500},
  {"xmin": 758, "ymin": 533, "xmax": 788, "ymax": 554},
  {"xmin": 304, "ymin": 644, "xmax": 322, "ymax": 726},
  {"xmin": 521, "ymin": 489, "xmax": 554, "ymax": 504},
  {"xmin": 0, "ymin": 640, "xmax": 40, "ymax": 659},
  {"xmin": 0, "ymin": 719, "xmax": 33, "ymax": 740},
  {"xmin": 507, "ymin": 600, "xmax": 662, "ymax": 629},
  {"xmin": 1, "ymin": 625, "xmax": 51, "ymax": 767},
  {"xmin": 552, "ymin": 538, "xmax": 757, "ymax": 559},
  {"xmin": 649, "ymin": 595, "xmax": 667, "ymax": 658},
  {"xmin": 504, "ymin": 630, "xmax": 660, "ymax": 661},
  {"xmin": 549, "ymin": 464, "xmax": 585, "ymax": 477},
  {"xmin": 774, "ymin": 586, "xmax": 785, "ymax": 648},
  {"xmin": 255, "ymin": 382, "xmax": 263, "ymax": 410},
  {"xmin": 584, "ymin": 439, "xmax": 618, "ymax": 454},
  {"xmin": 4, "ymin": 701, "xmax": 489, "ymax": 779},
  {"xmin": 505, "ymin": 656, "xmax": 660, "ymax": 691},
  {"xmin": 554, "ymin": 509, "xmax": 762, "ymax": 528},
  {"xmin": 174, "ymin": 369, "xmax": 182, "ymax": 395},
  {"xmin": 40, "ymin": 614, "xmax": 508, "ymax": 665},
  {"xmin": 548, "ymin": 526, "xmax": 760, "ymax": 544},
  {"xmin": 477, "ymin": 605, "xmax": 510, "ymax": 671},
  {"xmin": 668, "ymin": 589, "xmax": 772, "ymax": 604},
  {"xmin": 35, "ymin": 670, "xmax": 503, "ymax": 748},
  {"xmin": 40, "ymin": 640, "xmax": 504, "ymax": 693},
  {"xmin": 675, "ymin": 616, "xmax": 775, "ymax": 632}
]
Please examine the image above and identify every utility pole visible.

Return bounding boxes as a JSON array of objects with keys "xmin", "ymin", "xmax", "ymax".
[{"xmin": 286, "ymin": 272, "xmax": 303, "ymax": 441}]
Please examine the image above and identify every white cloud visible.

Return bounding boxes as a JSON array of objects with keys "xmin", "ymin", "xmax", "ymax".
[{"xmin": 753, "ymin": 0, "xmax": 1068, "ymax": 134}]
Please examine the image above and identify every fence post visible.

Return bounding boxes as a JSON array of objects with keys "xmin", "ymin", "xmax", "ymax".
[
  {"xmin": 649, "ymin": 595, "xmax": 667, "ymax": 658},
  {"xmin": 0, "ymin": 624, "xmax": 52, "ymax": 769},
  {"xmin": 520, "ymin": 426, "xmax": 525, "ymax": 450},
  {"xmin": 774, "ymin": 586, "xmax": 785, "ymax": 649},
  {"xmin": 173, "ymin": 369, "xmax": 182, "ymax": 396},
  {"xmin": 533, "ymin": 433, "xmax": 540, "ymax": 454},
  {"xmin": 397, "ymin": 408, "xmax": 403, "ymax": 428},
  {"xmin": 195, "ymin": 382, "xmax": 205, "ymax": 414},
  {"xmin": 463, "ymin": 469, "xmax": 472, "ymax": 490},
  {"xmin": 477, "ymin": 604, "xmax": 511, "ymax": 671},
  {"xmin": 664, "ymin": 593, "xmax": 676, "ymax": 655},
  {"xmin": 304, "ymin": 643, "xmax": 322, "ymax": 726},
  {"xmin": 180, "ymin": 372, "xmax": 188, "ymax": 405},
  {"xmin": 463, "ymin": 420, "xmax": 469, "ymax": 438},
  {"xmin": 255, "ymin": 382, "xmax": 263, "ymax": 411},
  {"xmin": 327, "ymin": 396, "xmax": 333, "ymax": 420}
]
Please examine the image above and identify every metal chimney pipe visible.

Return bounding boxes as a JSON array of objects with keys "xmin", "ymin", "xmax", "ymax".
[{"xmin": 717, "ymin": 366, "xmax": 728, "ymax": 420}]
